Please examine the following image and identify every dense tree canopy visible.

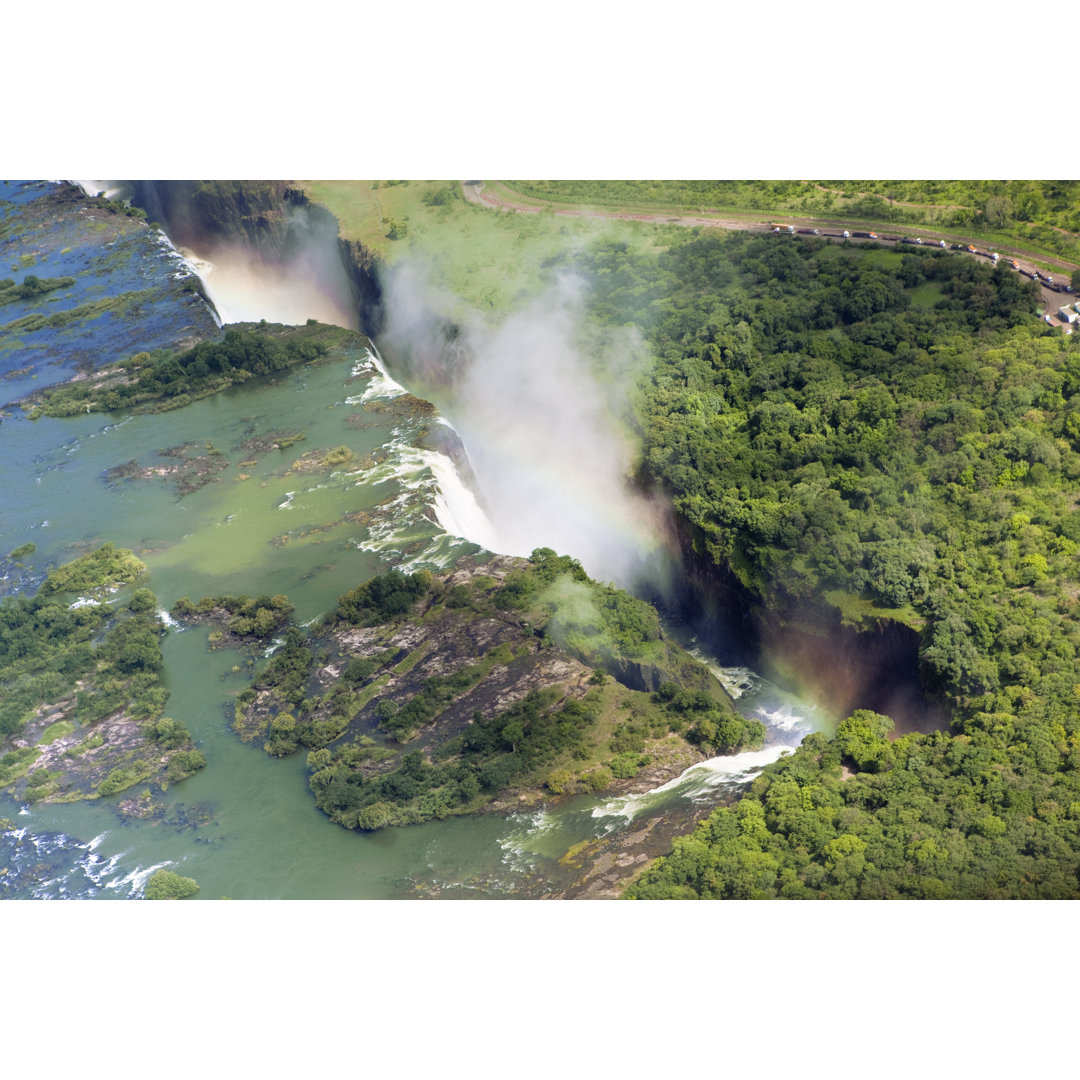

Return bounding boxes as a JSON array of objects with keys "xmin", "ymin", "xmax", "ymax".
[{"xmin": 551, "ymin": 230, "xmax": 1080, "ymax": 898}]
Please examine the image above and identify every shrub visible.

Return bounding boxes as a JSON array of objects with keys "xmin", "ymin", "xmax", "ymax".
[
  {"xmin": 97, "ymin": 765, "xmax": 148, "ymax": 797},
  {"xmin": 583, "ymin": 767, "xmax": 614, "ymax": 792},
  {"xmin": 546, "ymin": 768, "xmax": 574, "ymax": 794},
  {"xmin": 322, "ymin": 445, "xmax": 354, "ymax": 467},
  {"xmin": 128, "ymin": 588, "xmax": 157, "ymax": 614},
  {"xmin": 166, "ymin": 750, "xmax": 206, "ymax": 782},
  {"xmin": 144, "ymin": 869, "xmax": 199, "ymax": 900}
]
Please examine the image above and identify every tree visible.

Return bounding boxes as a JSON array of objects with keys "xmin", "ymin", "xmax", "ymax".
[
  {"xmin": 834, "ymin": 710, "xmax": 895, "ymax": 773},
  {"xmin": 128, "ymin": 588, "xmax": 156, "ymax": 614},
  {"xmin": 144, "ymin": 869, "xmax": 199, "ymax": 900},
  {"xmin": 983, "ymin": 195, "xmax": 1013, "ymax": 227}
]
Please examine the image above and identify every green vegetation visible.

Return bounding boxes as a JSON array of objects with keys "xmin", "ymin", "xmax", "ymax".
[
  {"xmin": 4, "ymin": 290, "xmax": 158, "ymax": 338},
  {"xmin": 40, "ymin": 542, "xmax": 145, "ymax": 597},
  {"xmin": 98, "ymin": 763, "xmax": 155, "ymax": 796},
  {"xmin": 553, "ymin": 226, "xmax": 1080, "ymax": 898},
  {"xmin": 335, "ymin": 569, "xmax": 431, "ymax": 624},
  {"xmin": 0, "ymin": 274, "xmax": 76, "ymax": 306},
  {"xmin": 222, "ymin": 554, "xmax": 761, "ymax": 832},
  {"xmin": 144, "ymin": 869, "xmax": 199, "ymax": 900},
  {"xmin": 303, "ymin": 180, "xmax": 672, "ymax": 314},
  {"xmin": 165, "ymin": 749, "xmax": 208, "ymax": 783},
  {"xmin": 321, "ymin": 445, "xmax": 354, "ymax": 467},
  {"xmin": 0, "ymin": 545, "xmax": 202, "ymax": 801},
  {"xmin": 7, "ymin": 542, "xmax": 35, "ymax": 560},
  {"xmin": 627, "ymin": 709, "xmax": 1080, "ymax": 899},
  {"xmin": 83, "ymin": 191, "xmax": 147, "ymax": 221},
  {"xmin": 504, "ymin": 180, "xmax": 1080, "ymax": 264},
  {"xmin": 309, "ymin": 688, "xmax": 606, "ymax": 830},
  {"xmin": 23, "ymin": 324, "xmax": 340, "ymax": 418},
  {"xmin": 0, "ymin": 748, "xmax": 38, "ymax": 787},
  {"xmin": 171, "ymin": 592, "xmax": 294, "ymax": 640},
  {"xmin": 38, "ymin": 720, "xmax": 74, "ymax": 744}
]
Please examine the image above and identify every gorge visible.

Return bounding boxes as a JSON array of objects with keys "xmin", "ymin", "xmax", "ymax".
[
  {"xmin": 0, "ymin": 181, "xmax": 825, "ymax": 898},
  {"xmin": 8, "ymin": 178, "xmax": 1076, "ymax": 899}
]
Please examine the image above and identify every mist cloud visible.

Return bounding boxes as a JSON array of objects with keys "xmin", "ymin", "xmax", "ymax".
[
  {"xmin": 379, "ymin": 259, "xmax": 675, "ymax": 592},
  {"xmin": 187, "ymin": 238, "xmax": 358, "ymax": 330}
]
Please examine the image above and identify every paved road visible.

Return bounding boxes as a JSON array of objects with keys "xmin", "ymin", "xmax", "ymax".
[{"xmin": 461, "ymin": 182, "xmax": 1078, "ymax": 321}]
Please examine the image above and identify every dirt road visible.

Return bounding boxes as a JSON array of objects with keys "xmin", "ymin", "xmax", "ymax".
[{"xmin": 461, "ymin": 181, "xmax": 1078, "ymax": 320}]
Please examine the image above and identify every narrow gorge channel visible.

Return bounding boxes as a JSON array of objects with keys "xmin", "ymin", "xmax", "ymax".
[{"xmin": 0, "ymin": 181, "xmax": 861, "ymax": 898}]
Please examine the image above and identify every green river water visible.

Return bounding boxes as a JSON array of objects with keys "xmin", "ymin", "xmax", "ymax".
[{"xmin": 0, "ymin": 182, "xmax": 826, "ymax": 898}]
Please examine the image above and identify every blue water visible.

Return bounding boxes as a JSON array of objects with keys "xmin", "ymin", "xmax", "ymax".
[{"xmin": 0, "ymin": 180, "xmax": 219, "ymax": 404}]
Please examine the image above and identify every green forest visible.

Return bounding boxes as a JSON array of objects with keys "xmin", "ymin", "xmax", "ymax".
[{"xmin": 538, "ymin": 228, "xmax": 1080, "ymax": 898}]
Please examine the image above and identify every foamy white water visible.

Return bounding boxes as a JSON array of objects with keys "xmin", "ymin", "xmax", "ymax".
[
  {"xmin": 425, "ymin": 448, "xmax": 503, "ymax": 552},
  {"xmin": 0, "ymin": 820, "xmax": 174, "ymax": 899},
  {"xmin": 72, "ymin": 180, "xmax": 126, "ymax": 200},
  {"xmin": 145, "ymin": 236, "xmax": 502, "ymax": 568},
  {"xmin": 349, "ymin": 344, "xmax": 408, "ymax": 402},
  {"xmin": 712, "ymin": 665, "xmax": 759, "ymax": 700},
  {"xmin": 591, "ymin": 744, "xmax": 794, "ymax": 826},
  {"xmin": 68, "ymin": 597, "xmax": 102, "ymax": 610},
  {"xmin": 497, "ymin": 808, "xmax": 560, "ymax": 873},
  {"xmin": 357, "ymin": 345, "xmax": 503, "ymax": 555},
  {"xmin": 157, "ymin": 608, "xmax": 184, "ymax": 631}
]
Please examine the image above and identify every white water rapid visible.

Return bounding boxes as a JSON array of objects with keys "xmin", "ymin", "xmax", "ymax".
[{"xmin": 351, "ymin": 344, "xmax": 502, "ymax": 554}]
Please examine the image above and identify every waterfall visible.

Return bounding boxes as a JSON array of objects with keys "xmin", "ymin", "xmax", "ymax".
[
  {"xmin": 159, "ymin": 225, "xmax": 502, "ymax": 563},
  {"xmin": 362, "ymin": 343, "xmax": 502, "ymax": 552}
]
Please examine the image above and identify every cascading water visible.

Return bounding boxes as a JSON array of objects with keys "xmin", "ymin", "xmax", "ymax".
[
  {"xmin": 378, "ymin": 264, "xmax": 672, "ymax": 593},
  {"xmin": 354, "ymin": 343, "xmax": 503, "ymax": 555},
  {"xmin": 0, "ymin": 182, "xmax": 828, "ymax": 898}
]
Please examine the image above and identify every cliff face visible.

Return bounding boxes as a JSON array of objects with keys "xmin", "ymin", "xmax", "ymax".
[
  {"xmin": 127, "ymin": 181, "xmax": 298, "ymax": 257},
  {"xmin": 127, "ymin": 181, "xmax": 384, "ymax": 336},
  {"xmin": 338, "ymin": 237, "xmax": 384, "ymax": 335},
  {"xmin": 671, "ymin": 516, "xmax": 948, "ymax": 735}
]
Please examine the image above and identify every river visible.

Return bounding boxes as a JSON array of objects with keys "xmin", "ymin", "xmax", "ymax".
[{"xmin": 0, "ymin": 181, "xmax": 829, "ymax": 899}]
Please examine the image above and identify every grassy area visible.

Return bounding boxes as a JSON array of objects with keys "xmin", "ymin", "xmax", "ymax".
[
  {"xmin": 908, "ymin": 281, "xmax": 945, "ymax": 308},
  {"xmin": 499, "ymin": 181, "xmax": 1080, "ymax": 272},
  {"xmin": 302, "ymin": 180, "xmax": 674, "ymax": 315},
  {"xmin": 858, "ymin": 248, "xmax": 904, "ymax": 269},
  {"xmin": 0, "ymin": 748, "xmax": 39, "ymax": 787},
  {"xmin": 302, "ymin": 180, "xmax": 1079, "ymax": 323},
  {"xmin": 391, "ymin": 643, "xmax": 429, "ymax": 676},
  {"xmin": 37, "ymin": 720, "xmax": 75, "ymax": 745},
  {"xmin": 822, "ymin": 590, "xmax": 925, "ymax": 632}
]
